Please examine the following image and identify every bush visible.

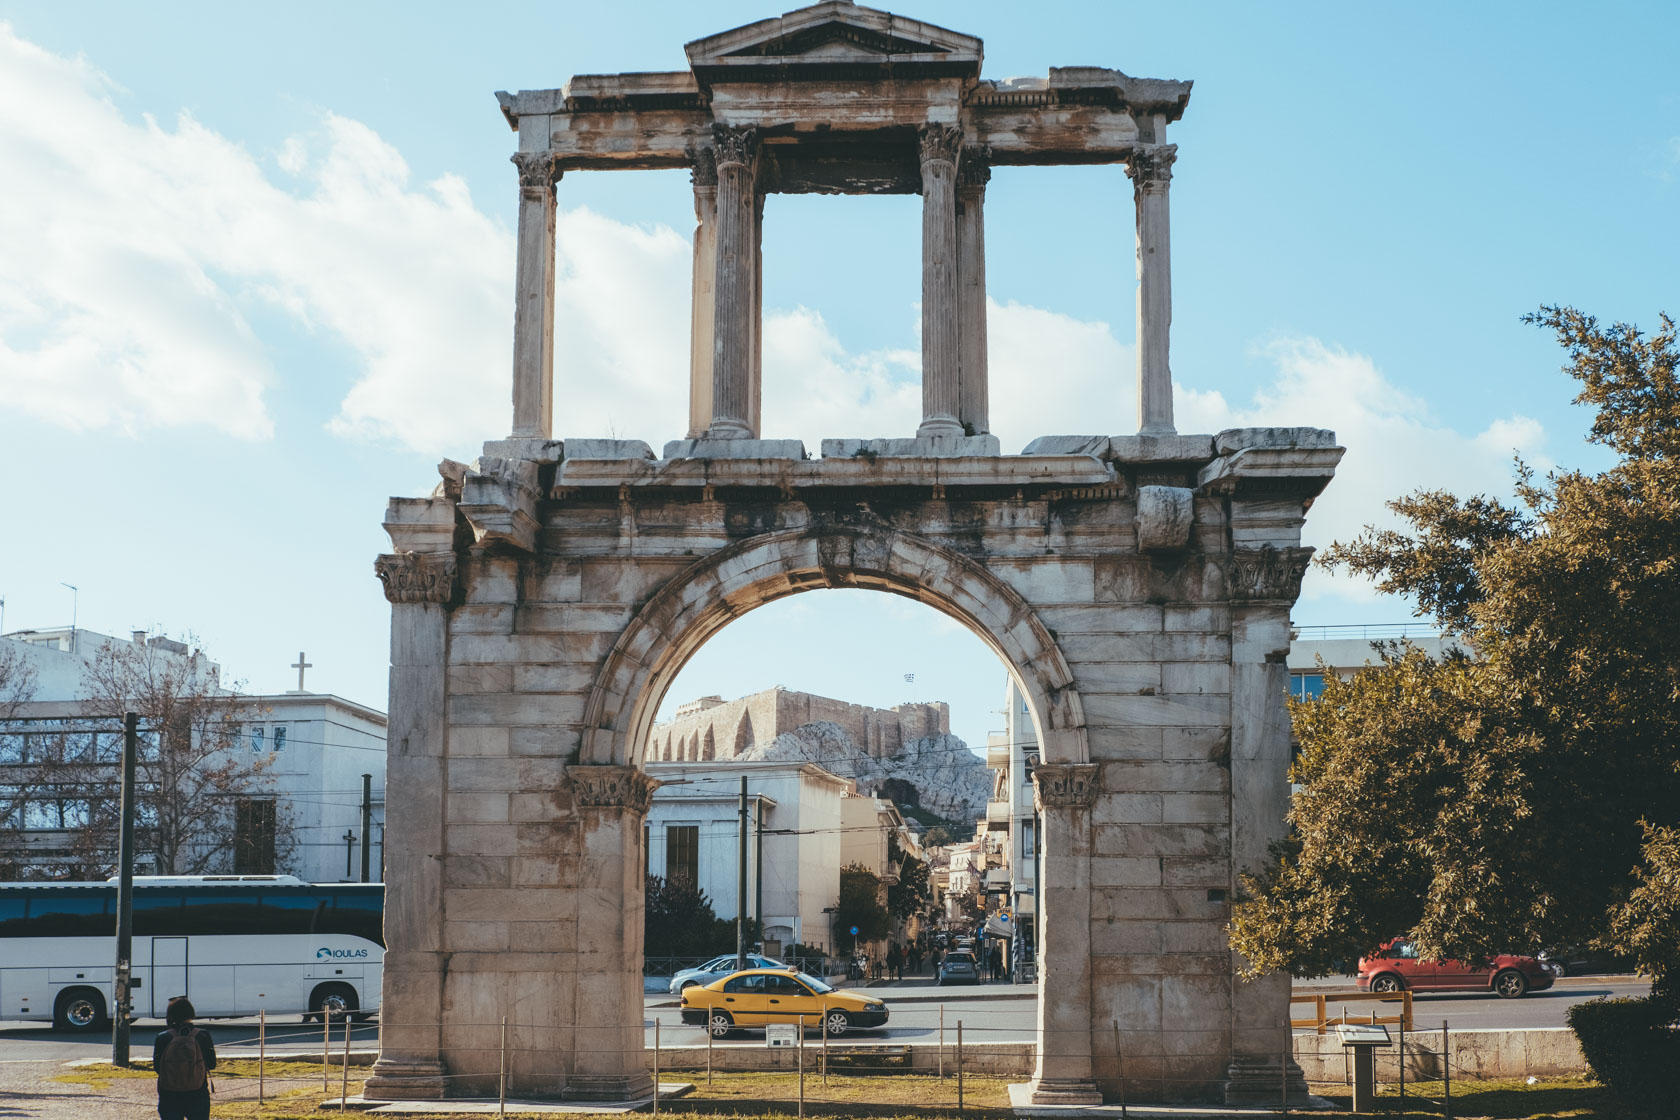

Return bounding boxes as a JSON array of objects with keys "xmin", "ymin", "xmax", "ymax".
[{"xmin": 1567, "ymin": 996, "xmax": 1680, "ymax": 1116}]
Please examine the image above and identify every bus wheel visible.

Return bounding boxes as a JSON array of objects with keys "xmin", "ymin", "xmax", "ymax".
[
  {"xmin": 309, "ymin": 983, "xmax": 359, "ymax": 1023},
  {"xmin": 54, "ymin": 988, "xmax": 107, "ymax": 1033}
]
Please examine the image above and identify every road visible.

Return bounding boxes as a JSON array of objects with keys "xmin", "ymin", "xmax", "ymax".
[{"xmin": 0, "ymin": 976, "xmax": 1650, "ymax": 1063}]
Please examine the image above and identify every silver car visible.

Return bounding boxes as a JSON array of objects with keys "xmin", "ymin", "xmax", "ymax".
[
  {"xmin": 667, "ymin": 954, "xmax": 785, "ymax": 995},
  {"xmin": 937, "ymin": 951, "xmax": 980, "ymax": 985}
]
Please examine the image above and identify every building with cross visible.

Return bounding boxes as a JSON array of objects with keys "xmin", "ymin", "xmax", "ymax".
[{"xmin": 0, "ymin": 627, "xmax": 387, "ymax": 884}]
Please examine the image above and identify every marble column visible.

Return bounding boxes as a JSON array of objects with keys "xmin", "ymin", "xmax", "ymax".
[
  {"xmin": 955, "ymin": 146, "xmax": 991, "ymax": 436},
  {"xmin": 917, "ymin": 124, "xmax": 963, "ymax": 439},
  {"xmin": 1224, "ymin": 547, "xmax": 1317, "ymax": 1107},
  {"xmin": 1125, "ymin": 144, "xmax": 1176, "ymax": 436},
  {"xmin": 563, "ymin": 766, "xmax": 660, "ymax": 1102},
  {"xmin": 749, "ymin": 190, "xmax": 765, "ymax": 438},
  {"xmin": 509, "ymin": 152, "xmax": 560, "ymax": 439},
  {"xmin": 687, "ymin": 149, "xmax": 718, "ymax": 439},
  {"xmin": 364, "ymin": 552, "xmax": 457, "ymax": 1101},
  {"xmin": 1029, "ymin": 763, "xmax": 1103, "ymax": 1105},
  {"xmin": 707, "ymin": 125, "xmax": 760, "ymax": 440}
]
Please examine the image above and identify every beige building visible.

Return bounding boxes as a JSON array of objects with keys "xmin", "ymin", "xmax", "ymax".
[{"xmin": 649, "ymin": 687, "xmax": 948, "ymax": 762}]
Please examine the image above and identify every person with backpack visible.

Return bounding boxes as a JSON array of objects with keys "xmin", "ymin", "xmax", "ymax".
[{"xmin": 153, "ymin": 996, "xmax": 216, "ymax": 1120}]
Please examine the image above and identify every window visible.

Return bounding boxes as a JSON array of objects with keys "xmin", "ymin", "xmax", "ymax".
[
  {"xmin": 666, "ymin": 824, "xmax": 699, "ymax": 887},
  {"xmin": 1020, "ymin": 821, "xmax": 1036, "ymax": 866},
  {"xmin": 0, "ymin": 730, "xmax": 22, "ymax": 763},
  {"xmin": 1289, "ymin": 673, "xmax": 1325, "ymax": 700},
  {"xmin": 233, "ymin": 798, "xmax": 277, "ymax": 874},
  {"xmin": 249, "ymin": 726, "xmax": 264, "ymax": 753},
  {"xmin": 272, "ymin": 726, "xmax": 286, "ymax": 751},
  {"xmin": 721, "ymin": 973, "xmax": 765, "ymax": 994}
]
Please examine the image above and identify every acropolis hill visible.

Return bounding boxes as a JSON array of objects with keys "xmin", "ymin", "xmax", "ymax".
[{"xmin": 649, "ymin": 687, "xmax": 947, "ymax": 761}]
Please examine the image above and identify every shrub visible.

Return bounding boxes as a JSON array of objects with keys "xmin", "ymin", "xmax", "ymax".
[{"xmin": 1567, "ymin": 996, "xmax": 1680, "ymax": 1116}]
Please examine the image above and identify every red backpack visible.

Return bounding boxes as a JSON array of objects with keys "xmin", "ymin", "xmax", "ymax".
[{"xmin": 157, "ymin": 1027, "xmax": 206, "ymax": 1092}]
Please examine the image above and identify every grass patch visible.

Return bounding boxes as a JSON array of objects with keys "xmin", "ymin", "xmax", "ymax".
[
  {"xmin": 683, "ymin": 1070, "xmax": 1013, "ymax": 1112},
  {"xmin": 1311, "ymin": 1072, "xmax": 1625, "ymax": 1118},
  {"xmin": 51, "ymin": 1063, "xmax": 156, "ymax": 1090}
]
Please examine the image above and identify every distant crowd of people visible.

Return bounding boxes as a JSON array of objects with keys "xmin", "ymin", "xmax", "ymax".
[{"xmin": 873, "ymin": 932, "xmax": 1013, "ymax": 982}]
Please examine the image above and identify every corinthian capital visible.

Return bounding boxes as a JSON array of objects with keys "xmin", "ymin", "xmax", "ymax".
[
  {"xmin": 1033, "ymin": 763, "xmax": 1100, "ymax": 812},
  {"xmin": 1125, "ymin": 144, "xmax": 1177, "ymax": 189},
  {"xmin": 690, "ymin": 146, "xmax": 718, "ymax": 188},
  {"xmin": 918, "ymin": 123, "xmax": 963, "ymax": 167},
  {"xmin": 375, "ymin": 552, "xmax": 457, "ymax": 605},
  {"xmin": 1227, "ymin": 546, "xmax": 1314, "ymax": 604},
  {"xmin": 511, "ymin": 151, "xmax": 562, "ymax": 199},
  {"xmin": 956, "ymin": 144, "xmax": 992, "ymax": 191},
  {"xmin": 712, "ymin": 125, "xmax": 759, "ymax": 170},
  {"xmin": 568, "ymin": 765, "xmax": 660, "ymax": 814}
]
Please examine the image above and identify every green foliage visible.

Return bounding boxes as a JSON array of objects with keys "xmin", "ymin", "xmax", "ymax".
[
  {"xmin": 1232, "ymin": 307, "xmax": 1680, "ymax": 987},
  {"xmin": 919, "ymin": 823, "xmax": 955, "ymax": 848},
  {"xmin": 833, "ymin": 863, "xmax": 889, "ymax": 952},
  {"xmin": 1566, "ymin": 997, "xmax": 1680, "ymax": 1116},
  {"xmin": 887, "ymin": 852, "xmax": 932, "ymax": 920},
  {"xmin": 644, "ymin": 874, "xmax": 744, "ymax": 958},
  {"xmin": 1609, "ymin": 824, "xmax": 1680, "ymax": 1008}
]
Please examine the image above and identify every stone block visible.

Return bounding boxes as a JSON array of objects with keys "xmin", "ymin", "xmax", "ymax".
[
  {"xmin": 1088, "ymin": 726, "xmax": 1165, "ymax": 760},
  {"xmin": 1020, "ymin": 434, "xmax": 1109, "ymax": 457},
  {"xmin": 1089, "ymin": 856, "xmax": 1164, "ymax": 888},
  {"xmin": 442, "ymin": 855, "xmax": 511, "ymax": 889},
  {"xmin": 447, "ymin": 792, "xmax": 511, "ymax": 824},
  {"xmin": 1163, "ymin": 792, "xmax": 1228, "ymax": 823},
  {"xmin": 1083, "ymin": 692, "xmax": 1229, "ymax": 728},
  {"xmin": 1213, "ymin": 427, "xmax": 1337, "ymax": 455},
  {"xmin": 446, "ymin": 919, "xmax": 510, "ymax": 952},
  {"xmin": 1109, "ymin": 433, "xmax": 1216, "ymax": 463},
  {"xmin": 1106, "ymin": 760, "xmax": 1229, "ymax": 794},
  {"xmin": 1135, "ymin": 485, "xmax": 1193, "ymax": 551},
  {"xmin": 447, "ymin": 726, "xmax": 510, "ymax": 758},
  {"xmin": 482, "ymin": 437, "xmax": 565, "ymax": 463},
  {"xmin": 1161, "ymin": 855, "xmax": 1228, "ymax": 885},
  {"xmin": 1095, "ymin": 823, "xmax": 1228, "ymax": 858},
  {"xmin": 561, "ymin": 438, "xmax": 655, "ymax": 460},
  {"xmin": 820, "ymin": 434, "xmax": 1001, "ymax": 458},
  {"xmin": 1092, "ymin": 793, "xmax": 1163, "ymax": 824},
  {"xmin": 1164, "ymin": 726, "xmax": 1230, "ymax": 761},
  {"xmin": 1161, "ymin": 662, "xmax": 1230, "ymax": 695},
  {"xmin": 663, "ymin": 438, "xmax": 807, "ymax": 460}
]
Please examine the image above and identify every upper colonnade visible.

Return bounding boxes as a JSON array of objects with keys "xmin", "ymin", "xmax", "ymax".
[{"xmin": 495, "ymin": 0, "xmax": 1192, "ymax": 457}]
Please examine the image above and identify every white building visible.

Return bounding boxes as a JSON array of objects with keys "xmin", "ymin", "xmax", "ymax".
[
  {"xmin": 1287, "ymin": 623, "xmax": 1463, "ymax": 699},
  {"xmin": 0, "ymin": 627, "xmax": 386, "ymax": 884},
  {"xmin": 985, "ymin": 679, "xmax": 1040, "ymax": 938},
  {"xmin": 643, "ymin": 760, "xmax": 849, "ymax": 953}
]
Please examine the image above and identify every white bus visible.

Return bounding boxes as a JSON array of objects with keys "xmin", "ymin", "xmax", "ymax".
[{"xmin": 0, "ymin": 876, "xmax": 383, "ymax": 1031}]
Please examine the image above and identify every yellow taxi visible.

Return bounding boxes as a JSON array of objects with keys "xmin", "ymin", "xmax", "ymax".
[{"xmin": 679, "ymin": 967, "xmax": 888, "ymax": 1037}]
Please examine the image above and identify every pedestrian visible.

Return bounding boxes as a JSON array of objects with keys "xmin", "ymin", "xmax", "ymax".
[
  {"xmin": 154, "ymin": 995, "xmax": 216, "ymax": 1120},
  {"xmin": 988, "ymin": 943, "xmax": 1003, "ymax": 982},
  {"xmin": 886, "ymin": 940, "xmax": 903, "ymax": 981}
]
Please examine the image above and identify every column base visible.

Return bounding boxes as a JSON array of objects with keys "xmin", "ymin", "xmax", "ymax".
[
  {"xmin": 1022, "ymin": 1077, "xmax": 1105, "ymax": 1105},
  {"xmin": 561, "ymin": 1072, "xmax": 656, "ymax": 1102},
  {"xmin": 363, "ymin": 1056, "xmax": 448, "ymax": 1100},
  {"xmin": 484, "ymin": 437, "xmax": 565, "ymax": 463},
  {"xmin": 664, "ymin": 437, "xmax": 806, "ymax": 460},
  {"xmin": 1223, "ymin": 1055, "xmax": 1333, "ymax": 1109},
  {"xmin": 916, "ymin": 417, "xmax": 967, "ymax": 439},
  {"xmin": 821, "ymin": 434, "xmax": 1001, "ymax": 459}
]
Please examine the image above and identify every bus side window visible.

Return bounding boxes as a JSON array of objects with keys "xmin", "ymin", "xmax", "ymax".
[
  {"xmin": 133, "ymin": 890, "xmax": 185, "ymax": 937},
  {"xmin": 0, "ymin": 894, "xmax": 28, "ymax": 935},
  {"xmin": 23, "ymin": 890, "xmax": 108, "ymax": 936},
  {"xmin": 329, "ymin": 891, "xmax": 384, "ymax": 946},
  {"xmin": 183, "ymin": 889, "xmax": 266, "ymax": 935},
  {"xmin": 259, "ymin": 891, "xmax": 327, "ymax": 935}
]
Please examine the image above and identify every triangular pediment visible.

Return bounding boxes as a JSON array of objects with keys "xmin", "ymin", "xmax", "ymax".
[{"xmin": 687, "ymin": 1, "xmax": 981, "ymax": 77}]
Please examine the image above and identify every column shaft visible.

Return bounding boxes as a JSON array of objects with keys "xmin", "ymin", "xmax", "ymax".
[
  {"xmin": 1030, "ymin": 764, "xmax": 1102, "ymax": 1104},
  {"xmin": 1127, "ymin": 145, "xmax": 1176, "ymax": 435},
  {"xmin": 509, "ymin": 153, "xmax": 559, "ymax": 439},
  {"xmin": 750, "ymin": 191, "xmax": 764, "ymax": 437},
  {"xmin": 708, "ymin": 126, "xmax": 759, "ymax": 440},
  {"xmin": 956, "ymin": 147, "xmax": 991, "ymax": 435},
  {"xmin": 687, "ymin": 150, "xmax": 718, "ymax": 439},
  {"xmin": 917, "ymin": 124, "xmax": 963, "ymax": 439}
]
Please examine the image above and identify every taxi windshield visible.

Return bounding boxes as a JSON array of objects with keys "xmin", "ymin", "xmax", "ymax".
[{"xmin": 797, "ymin": 972, "xmax": 834, "ymax": 994}]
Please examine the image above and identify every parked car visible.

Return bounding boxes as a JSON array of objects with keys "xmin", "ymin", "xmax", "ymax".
[
  {"xmin": 680, "ymin": 968, "xmax": 887, "ymax": 1037},
  {"xmin": 1357, "ymin": 938, "xmax": 1557, "ymax": 998},
  {"xmin": 1537, "ymin": 946, "xmax": 1633, "ymax": 977},
  {"xmin": 667, "ymin": 953, "xmax": 785, "ymax": 995},
  {"xmin": 937, "ymin": 950, "xmax": 980, "ymax": 985}
]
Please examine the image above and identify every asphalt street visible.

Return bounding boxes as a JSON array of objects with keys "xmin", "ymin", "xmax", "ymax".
[{"xmin": 0, "ymin": 976, "xmax": 1651, "ymax": 1063}]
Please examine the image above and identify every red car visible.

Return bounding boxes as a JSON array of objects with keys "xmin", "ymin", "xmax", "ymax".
[{"xmin": 1357, "ymin": 938, "xmax": 1558, "ymax": 998}]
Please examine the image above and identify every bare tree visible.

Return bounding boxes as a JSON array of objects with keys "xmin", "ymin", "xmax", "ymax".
[
  {"xmin": 62, "ymin": 634, "xmax": 296, "ymax": 876},
  {"xmin": 0, "ymin": 642, "xmax": 41, "ymax": 841}
]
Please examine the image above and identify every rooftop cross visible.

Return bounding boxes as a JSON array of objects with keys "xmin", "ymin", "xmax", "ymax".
[{"xmin": 290, "ymin": 651, "xmax": 312, "ymax": 693}]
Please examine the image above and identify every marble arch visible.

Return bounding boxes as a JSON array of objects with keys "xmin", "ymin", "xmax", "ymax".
[{"xmin": 366, "ymin": 0, "xmax": 1343, "ymax": 1107}]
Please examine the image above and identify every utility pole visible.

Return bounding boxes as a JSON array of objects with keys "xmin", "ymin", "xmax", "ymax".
[
  {"xmin": 736, "ymin": 775, "xmax": 748, "ymax": 971},
  {"xmin": 755, "ymin": 796, "xmax": 764, "ymax": 950},
  {"xmin": 360, "ymin": 774, "xmax": 373, "ymax": 882},
  {"xmin": 112, "ymin": 712, "xmax": 138, "ymax": 1066}
]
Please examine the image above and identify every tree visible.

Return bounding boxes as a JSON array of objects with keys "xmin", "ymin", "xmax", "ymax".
[
  {"xmin": 1230, "ymin": 307, "xmax": 1680, "ymax": 996},
  {"xmin": 833, "ymin": 863, "xmax": 890, "ymax": 953},
  {"xmin": 61, "ymin": 634, "xmax": 294, "ymax": 877},
  {"xmin": 888, "ymin": 851, "xmax": 933, "ymax": 921},
  {"xmin": 0, "ymin": 643, "xmax": 41, "ymax": 867},
  {"xmin": 643, "ymin": 873, "xmax": 742, "ymax": 958}
]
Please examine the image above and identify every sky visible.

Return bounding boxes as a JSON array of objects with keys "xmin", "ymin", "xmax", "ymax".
[{"xmin": 1, "ymin": 1, "xmax": 1675, "ymax": 755}]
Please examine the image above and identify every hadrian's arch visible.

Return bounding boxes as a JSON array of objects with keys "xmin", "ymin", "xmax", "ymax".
[{"xmin": 369, "ymin": 1, "xmax": 1342, "ymax": 1108}]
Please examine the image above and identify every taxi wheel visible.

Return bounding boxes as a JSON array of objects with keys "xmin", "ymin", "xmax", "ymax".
[
  {"xmin": 1370, "ymin": 974, "xmax": 1403, "ymax": 994},
  {"xmin": 824, "ymin": 1009, "xmax": 851, "ymax": 1036},
  {"xmin": 707, "ymin": 1010, "xmax": 734, "ymax": 1038},
  {"xmin": 1493, "ymin": 969, "xmax": 1528, "ymax": 998}
]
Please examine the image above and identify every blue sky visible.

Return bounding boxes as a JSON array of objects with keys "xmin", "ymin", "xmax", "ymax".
[{"xmin": 2, "ymin": 1, "xmax": 1675, "ymax": 754}]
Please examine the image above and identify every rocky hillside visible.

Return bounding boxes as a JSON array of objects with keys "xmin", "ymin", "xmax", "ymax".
[{"xmin": 738, "ymin": 720, "xmax": 992, "ymax": 823}]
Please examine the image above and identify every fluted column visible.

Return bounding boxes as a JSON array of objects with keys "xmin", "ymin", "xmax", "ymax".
[
  {"xmin": 956, "ymin": 145, "xmax": 991, "ymax": 436},
  {"xmin": 509, "ymin": 152, "xmax": 560, "ymax": 439},
  {"xmin": 1126, "ymin": 144, "xmax": 1177, "ymax": 435},
  {"xmin": 707, "ymin": 125, "xmax": 760, "ymax": 440},
  {"xmin": 917, "ymin": 124, "xmax": 963, "ymax": 439},
  {"xmin": 687, "ymin": 149, "xmax": 718, "ymax": 439}
]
